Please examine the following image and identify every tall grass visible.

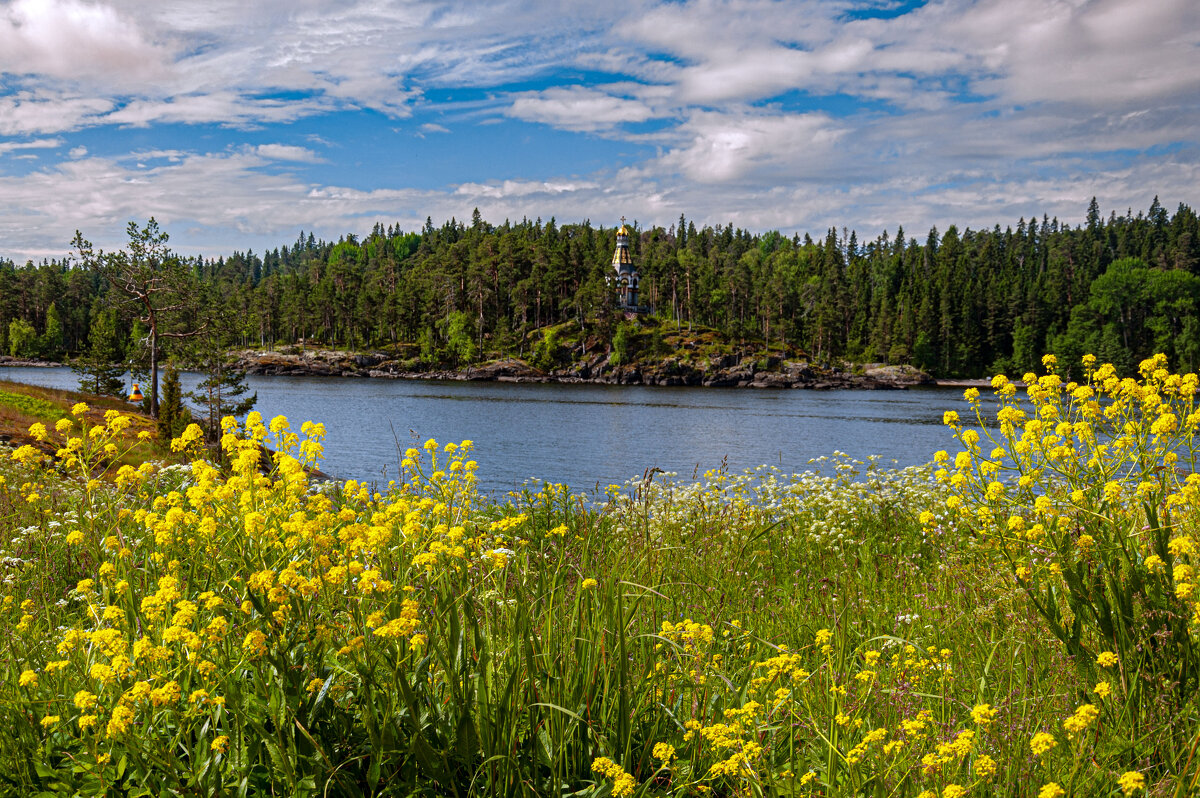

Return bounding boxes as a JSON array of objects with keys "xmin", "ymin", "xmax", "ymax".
[{"xmin": 0, "ymin": 359, "xmax": 1192, "ymax": 796}]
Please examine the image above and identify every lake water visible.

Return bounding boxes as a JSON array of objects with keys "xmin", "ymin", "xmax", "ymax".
[{"xmin": 1, "ymin": 366, "xmax": 973, "ymax": 496}]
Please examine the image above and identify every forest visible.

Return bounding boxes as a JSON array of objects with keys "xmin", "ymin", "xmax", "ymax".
[{"xmin": 2, "ymin": 197, "xmax": 1198, "ymax": 379}]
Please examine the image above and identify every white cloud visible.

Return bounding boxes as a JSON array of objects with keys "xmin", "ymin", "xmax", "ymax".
[
  {"xmin": 951, "ymin": 0, "xmax": 1200, "ymax": 107},
  {"xmin": 506, "ymin": 86, "xmax": 658, "ymax": 132},
  {"xmin": 0, "ymin": 137, "xmax": 63, "ymax": 155},
  {"xmin": 652, "ymin": 110, "xmax": 849, "ymax": 184},
  {"xmin": 453, "ymin": 179, "xmax": 601, "ymax": 198},
  {"xmin": 0, "ymin": 0, "xmax": 1197, "ymax": 259},
  {"xmin": 104, "ymin": 93, "xmax": 335, "ymax": 129},
  {"xmin": 0, "ymin": 0, "xmax": 173, "ymax": 85},
  {"xmin": 119, "ymin": 149, "xmax": 187, "ymax": 162},
  {"xmin": 0, "ymin": 148, "xmax": 432, "ymax": 257},
  {"xmin": 254, "ymin": 144, "xmax": 324, "ymax": 163},
  {"xmin": 0, "ymin": 92, "xmax": 114, "ymax": 135}
]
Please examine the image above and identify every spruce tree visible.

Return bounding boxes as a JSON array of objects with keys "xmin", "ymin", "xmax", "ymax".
[
  {"xmin": 156, "ymin": 361, "xmax": 190, "ymax": 443},
  {"xmin": 72, "ymin": 309, "xmax": 125, "ymax": 396},
  {"xmin": 41, "ymin": 302, "xmax": 64, "ymax": 360},
  {"xmin": 185, "ymin": 328, "xmax": 256, "ymax": 445}
]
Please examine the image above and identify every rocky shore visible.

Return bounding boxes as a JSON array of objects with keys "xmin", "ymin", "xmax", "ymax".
[
  {"xmin": 0, "ymin": 355, "xmax": 63, "ymax": 368},
  {"xmin": 230, "ymin": 349, "xmax": 933, "ymax": 390}
]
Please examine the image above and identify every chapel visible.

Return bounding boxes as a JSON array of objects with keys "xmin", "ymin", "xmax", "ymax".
[{"xmin": 611, "ymin": 217, "xmax": 640, "ymax": 310}]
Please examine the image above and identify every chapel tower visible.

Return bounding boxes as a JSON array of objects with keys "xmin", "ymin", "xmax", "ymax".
[{"xmin": 611, "ymin": 217, "xmax": 639, "ymax": 309}]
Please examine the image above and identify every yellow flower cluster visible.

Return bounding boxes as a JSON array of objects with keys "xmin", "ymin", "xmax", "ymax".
[
  {"xmin": 1062, "ymin": 703, "xmax": 1099, "ymax": 736},
  {"xmin": 1030, "ymin": 732, "xmax": 1058, "ymax": 757},
  {"xmin": 1, "ymin": 407, "xmax": 524, "ymax": 791},
  {"xmin": 656, "ymin": 618, "xmax": 719, "ymax": 687},
  {"xmin": 937, "ymin": 353, "xmax": 1200, "ymax": 694},
  {"xmin": 590, "ymin": 757, "xmax": 635, "ymax": 797}
]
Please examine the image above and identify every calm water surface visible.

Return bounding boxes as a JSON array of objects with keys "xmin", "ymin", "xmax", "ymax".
[{"xmin": 2, "ymin": 366, "xmax": 972, "ymax": 496}]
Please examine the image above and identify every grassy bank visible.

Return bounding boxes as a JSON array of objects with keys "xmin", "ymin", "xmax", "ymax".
[
  {"xmin": 0, "ymin": 379, "xmax": 163, "ymax": 468},
  {"xmin": 0, "ymin": 356, "xmax": 1194, "ymax": 796}
]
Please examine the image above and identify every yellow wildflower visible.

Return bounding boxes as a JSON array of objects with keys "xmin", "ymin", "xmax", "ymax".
[
  {"xmin": 591, "ymin": 757, "xmax": 635, "ymax": 797},
  {"xmin": 106, "ymin": 704, "xmax": 134, "ymax": 737},
  {"xmin": 1063, "ymin": 703, "xmax": 1099, "ymax": 734},
  {"xmin": 974, "ymin": 754, "xmax": 997, "ymax": 779},
  {"xmin": 1030, "ymin": 732, "xmax": 1057, "ymax": 756},
  {"xmin": 1117, "ymin": 771, "xmax": 1145, "ymax": 795}
]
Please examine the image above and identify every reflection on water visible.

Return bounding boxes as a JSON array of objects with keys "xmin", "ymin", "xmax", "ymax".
[{"xmin": 1, "ymin": 366, "xmax": 972, "ymax": 496}]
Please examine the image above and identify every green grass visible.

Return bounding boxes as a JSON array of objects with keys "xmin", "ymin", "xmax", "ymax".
[
  {"xmin": 0, "ymin": 380, "xmax": 167, "ymax": 473},
  {"xmin": 0, "ymin": 389, "xmax": 63, "ymax": 421},
  {"xmin": 0, "ymin": 392, "xmax": 1191, "ymax": 796}
]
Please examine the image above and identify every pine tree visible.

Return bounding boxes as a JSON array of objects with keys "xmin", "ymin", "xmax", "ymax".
[{"xmin": 73, "ymin": 219, "xmax": 206, "ymax": 418}]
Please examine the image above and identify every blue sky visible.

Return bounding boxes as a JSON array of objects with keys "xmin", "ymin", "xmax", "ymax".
[{"xmin": 0, "ymin": 0, "xmax": 1197, "ymax": 261}]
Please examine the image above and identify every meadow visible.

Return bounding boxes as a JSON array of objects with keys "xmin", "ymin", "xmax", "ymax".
[{"xmin": 0, "ymin": 354, "xmax": 1194, "ymax": 797}]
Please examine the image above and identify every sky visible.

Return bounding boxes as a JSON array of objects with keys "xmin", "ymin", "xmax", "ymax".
[{"xmin": 0, "ymin": 0, "xmax": 1197, "ymax": 261}]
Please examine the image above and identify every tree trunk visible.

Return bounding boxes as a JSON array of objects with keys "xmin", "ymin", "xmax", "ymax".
[{"xmin": 150, "ymin": 325, "xmax": 160, "ymax": 418}]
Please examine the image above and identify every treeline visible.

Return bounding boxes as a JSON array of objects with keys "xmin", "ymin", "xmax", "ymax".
[{"xmin": 2, "ymin": 198, "xmax": 1199, "ymax": 378}]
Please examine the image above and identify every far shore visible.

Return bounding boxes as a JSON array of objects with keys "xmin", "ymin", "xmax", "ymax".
[{"xmin": 3, "ymin": 353, "xmax": 1009, "ymax": 391}]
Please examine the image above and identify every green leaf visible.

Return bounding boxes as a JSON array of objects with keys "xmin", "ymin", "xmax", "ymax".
[
  {"xmin": 295, "ymin": 775, "xmax": 317, "ymax": 798},
  {"xmin": 367, "ymin": 756, "xmax": 381, "ymax": 793},
  {"xmin": 307, "ymin": 673, "xmax": 335, "ymax": 726}
]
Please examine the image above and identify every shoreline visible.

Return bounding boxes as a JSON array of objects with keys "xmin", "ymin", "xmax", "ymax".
[
  {"xmin": 933, "ymin": 378, "xmax": 993, "ymax": 388},
  {"xmin": 2, "ymin": 352, "xmax": 946, "ymax": 391}
]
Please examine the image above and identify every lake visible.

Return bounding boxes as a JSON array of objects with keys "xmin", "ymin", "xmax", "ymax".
[{"xmin": 1, "ymin": 366, "xmax": 973, "ymax": 496}]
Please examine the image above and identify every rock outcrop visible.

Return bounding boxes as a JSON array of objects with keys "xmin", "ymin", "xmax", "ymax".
[
  {"xmin": 861, "ymin": 363, "xmax": 937, "ymax": 387},
  {"xmin": 230, "ymin": 348, "xmax": 933, "ymax": 390},
  {"xmin": 0, "ymin": 355, "xmax": 62, "ymax": 368},
  {"xmin": 231, "ymin": 349, "xmax": 387, "ymax": 378}
]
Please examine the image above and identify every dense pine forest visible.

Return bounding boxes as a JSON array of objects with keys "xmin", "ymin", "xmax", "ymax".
[{"xmin": 2, "ymin": 197, "xmax": 1198, "ymax": 379}]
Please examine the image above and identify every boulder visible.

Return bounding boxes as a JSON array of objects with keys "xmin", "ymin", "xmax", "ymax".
[
  {"xmin": 467, "ymin": 359, "xmax": 544, "ymax": 381},
  {"xmin": 863, "ymin": 364, "xmax": 935, "ymax": 387}
]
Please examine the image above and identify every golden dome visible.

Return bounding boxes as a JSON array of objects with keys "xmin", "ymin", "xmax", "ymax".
[{"xmin": 617, "ymin": 224, "xmax": 629, "ymax": 236}]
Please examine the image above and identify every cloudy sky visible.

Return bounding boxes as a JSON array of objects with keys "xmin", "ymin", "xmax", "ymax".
[{"xmin": 0, "ymin": 0, "xmax": 1197, "ymax": 261}]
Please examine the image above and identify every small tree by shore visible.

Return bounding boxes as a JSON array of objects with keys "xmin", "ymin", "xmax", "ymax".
[
  {"xmin": 184, "ymin": 303, "xmax": 256, "ymax": 445},
  {"xmin": 155, "ymin": 361, "xmax": 190, "ymax": 443},
  {"xmin": 72, "ymin": 309, "xmax": 125, "ymax": 397}
]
